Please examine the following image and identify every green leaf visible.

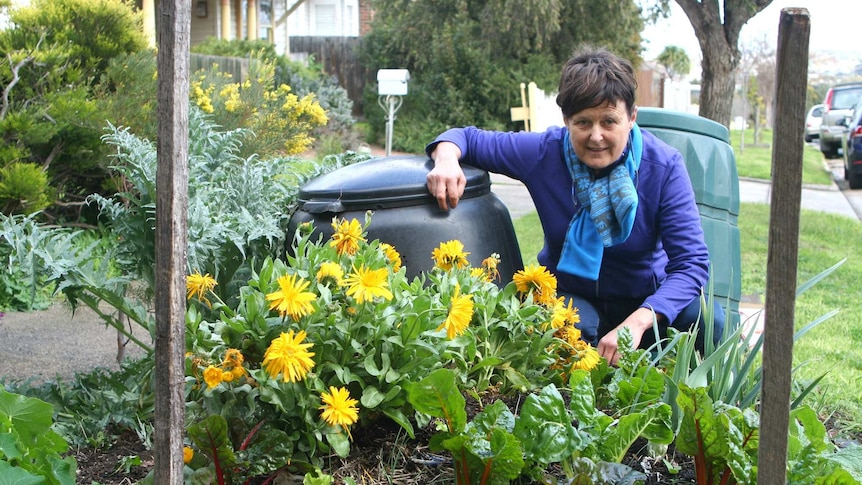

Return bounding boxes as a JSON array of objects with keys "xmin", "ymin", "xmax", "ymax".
[
  {"xmin": 188, "ymin": 414, "xmax": 237, "ymax": 470},
  {"xmin": 360, "ymin": 386, "xmax": 385, "ymax": 408},
  {"xmin": 599, "ymin": 403, "xmax": 674, "ymax": 463},
  {"xmin": 0, "ymin": 388, "xmax": 58, "ymax": 448},
  {"xmin": 513, "ymin": 384, "xmax": 580, "ymax": 465},
  {"xmin": 0, "ymin": 461, "xmax": 44, "ymax": 485},
  {"xmin": 405, "ymin": 369, "xmax": 466, "ymax": 433},
  {"xmin": 381, "ymin": 408, "xmax": 415, "ymax": 439},
  {"xmin": 325, "ymin": 431, "xmax": 351, "ymax": 458}
]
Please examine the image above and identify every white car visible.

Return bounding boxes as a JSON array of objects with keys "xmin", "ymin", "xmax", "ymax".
[{"xmin": 805, "ymin": 104, "xmax": 823, "ymax": 143}]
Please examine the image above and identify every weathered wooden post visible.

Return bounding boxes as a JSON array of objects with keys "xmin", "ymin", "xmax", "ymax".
[
  {"xmin": 758, "ymin": 8, "xmax": 810, "ymax": 484},
  {"xmin": 154, "ymin": 0, "xmax": 190, "ymax": 482}
]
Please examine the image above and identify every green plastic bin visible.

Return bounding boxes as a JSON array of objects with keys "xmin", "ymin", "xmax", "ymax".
[{"xmin": 636, "ymin": 108, "xmax": 741, "ymax": 328}]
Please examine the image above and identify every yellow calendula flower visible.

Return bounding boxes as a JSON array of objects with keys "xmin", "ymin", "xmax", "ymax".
[
  {"xmin": 263, "ymin": 330, "xmax": 316, "ymax": 383},
  {"xmin": 319, "ymin": 386, "xmax": 359, "ymax": 431},
  {"xmin": 221, "ymin": 370, "xmax": 235, "ymax": 383},
  {"xmin": 436, "ymin": 284, "xmax": 474, "ymax": 339},
  {"xmin": 231, "ymin": 366, "xmax": 247, "ymax": 380},
  {"xmin": 481, "ymin": 253, "xmax": 501, "ymax": 282},
  {"xmin": 513, "ymin": 264, "xmax": 557, "ymax": 306},
  {"xmin": 548, "ymin": 298, "xmax": 580, "ymax": 330},
  {"xmin": 203, "ymin": 365, "xmax": 223, "ymax": 389},
  {"xmin": 570, "ymin": 339, "xmax": 601, "ymax": 372},
  {"xmin": 344, "ymin": 265, "xmax": 393, "ymax": 303},
  {"xmin": 222, "ymin": 348, "xmax": 244, "ymax": 367},
  {"xmin": 330, "ymin": 218, "xmax": 365, "ymax": 256},
  {"xmin": 380, "ymin": 243, "xmax": 402, "ymax": 272},
  {"xmin": 316, "ymin": 262, "xmax": 344, "ymax": 286},
  {"xmin": 183, "ymin": 446, "xmax": 194, "ymax": 464},
  {"xmin": 266, "ymin": 274, "xmax": 317, "ymax": 321},
  {"xmin": 556, "ymin": 325, "xmax": 583, "ymax": 347},
  {"xmin": 432, "ymin": 240, "xmax": 470, "ymax": 271},
  {"xmin": 186, "ymin": 272, "xmax": 217, "ymax": 306}
]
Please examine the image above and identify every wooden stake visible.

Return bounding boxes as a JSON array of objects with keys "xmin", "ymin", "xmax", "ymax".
[
  {"xmin": 759, "ymin": 8, "xmax": 810, "ymax": 484},
  {"xmin": 154, "ymin": 0, "xmax": 190, "ymax": 483}
]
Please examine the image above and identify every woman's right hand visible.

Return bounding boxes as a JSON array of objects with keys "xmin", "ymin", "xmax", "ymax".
[{"xmin": 427, "ymin": 142, "xmax": 466, "ymax": 210}]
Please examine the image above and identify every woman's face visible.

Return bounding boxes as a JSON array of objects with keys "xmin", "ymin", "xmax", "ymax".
[{"xmin": 563, "ymin": 101, "xmax": 637, "ymax": 170}]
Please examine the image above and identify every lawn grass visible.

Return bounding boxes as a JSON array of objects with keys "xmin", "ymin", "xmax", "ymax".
[
  {"xmin": 730, "ymin": 128, "xmax": 834, "ymax": 186},
  {"xmin": 511, "ymin": 138, "xmax": 862, "ymax": 433}
]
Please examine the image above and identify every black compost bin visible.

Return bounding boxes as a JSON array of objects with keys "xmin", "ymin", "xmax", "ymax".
[{"xmin": 288, "ymin": 155, "xmax": 524, "ymax": 284}]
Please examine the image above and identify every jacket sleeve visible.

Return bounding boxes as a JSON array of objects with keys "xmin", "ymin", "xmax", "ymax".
[{"xmin": 641, "ymin": 153, "xmax": 710, "ymax": 323}]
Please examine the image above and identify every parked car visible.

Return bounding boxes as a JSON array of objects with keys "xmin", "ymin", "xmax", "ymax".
[
  {"xmin": 842, "ymin": 99, "xmax": 862, "ymax": 189},
  {"xmin": 804, "ymin": 104, "xmax": 823, "ymax": 142},
  {"xmin": 820, "ymin": 82, "xmax": 862, "ymax": 158}
]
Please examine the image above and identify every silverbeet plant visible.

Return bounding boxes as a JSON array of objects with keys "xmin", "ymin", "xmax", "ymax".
[{"xmin": 406, "ymin": 366, "xmax": 674, "ymax": 485}]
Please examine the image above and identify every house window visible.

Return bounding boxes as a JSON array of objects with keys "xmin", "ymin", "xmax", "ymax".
[
  {"xmin": 259, "ymin": 0, "xmax": 273, "ymax": 40},
  {"xmin": 314, "ymin": 2, "xmax": 337, "ymax": 35}
]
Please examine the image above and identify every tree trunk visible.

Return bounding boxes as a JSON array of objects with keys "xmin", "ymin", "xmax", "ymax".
[{"xmin": 676, "ymin": 0, "xmax": 773, "ymax": 128}]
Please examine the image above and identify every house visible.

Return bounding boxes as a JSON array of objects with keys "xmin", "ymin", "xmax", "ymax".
[{"xmin": 139, "ymin": 0, "xmax": 373, "ymax": 55}]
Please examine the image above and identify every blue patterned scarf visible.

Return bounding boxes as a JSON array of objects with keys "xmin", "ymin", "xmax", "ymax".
[{"xmin": 557, "ymin": 124, "xmax": 642, "ymax": 280}]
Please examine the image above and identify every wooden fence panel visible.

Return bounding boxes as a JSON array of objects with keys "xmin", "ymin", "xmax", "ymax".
[
  {"xmin": 190, "ymin": 53, "xmax": 250, "ymax": 81},
  {"xmin": 289, "ymin": 36, "xmax": 370, "ymax": 115}
]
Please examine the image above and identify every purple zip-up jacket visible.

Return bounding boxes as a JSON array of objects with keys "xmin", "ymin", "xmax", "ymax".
[{"xmin": 426, "ymin": 125, "xmax": 709, "ymax": 323}]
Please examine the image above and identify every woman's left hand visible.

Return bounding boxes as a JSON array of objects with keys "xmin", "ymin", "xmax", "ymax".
[{"xmin": 597, "ymin": 307, "xmax": 658, "ymax": 366}]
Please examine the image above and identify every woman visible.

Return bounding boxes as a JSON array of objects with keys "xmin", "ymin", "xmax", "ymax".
[{"xmin": 425, "ymin": 47, "xmax": 725, "ymax": 365}]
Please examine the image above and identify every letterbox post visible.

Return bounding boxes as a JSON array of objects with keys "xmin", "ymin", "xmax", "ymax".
[{"xmin": 377, "ymin": 69, "xmax": 410, "ymax": 156}]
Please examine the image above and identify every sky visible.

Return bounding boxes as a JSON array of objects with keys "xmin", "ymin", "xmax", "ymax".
[{"xmin": 641, "ymin": 0, "xmax": 862, "ymax": 62}]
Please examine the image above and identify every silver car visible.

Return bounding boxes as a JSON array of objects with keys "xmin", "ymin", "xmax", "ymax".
[
  {"xmin": 805, "ymin": 104, "xmax": 823, "ymax": 143},
  {"xmin": 820, "ymin": 82, "xmax": 862, "ymax": 159}
]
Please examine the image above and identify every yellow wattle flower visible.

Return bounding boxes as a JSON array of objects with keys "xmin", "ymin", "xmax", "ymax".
[
  {"xmin": 186, "ymin": 272, "xmax": 217, "ymax": 306},
  {"xmin": 344, "ymin": 265, "xmax": 393, "ymax": 303},
  {"xmin": 432, "ymin": 240, "xmax": 470, "ymax": 271},
  {"xmin": 329, "ymin": 218, "xmax": 365, "ymax": 256},
  {"xmin": 436, "ymin": 284, "xmax": 474, "ymax": 339},
  {"xmin": 266, "ymin": 274, "xmax": 317, "ymax": 321},
  {"xmin": 319, "ymin": 386, "xmax": 359, "ymax": 431},
  {"xmin": 262, "ymin": 330, "xmax": 316, "ymax": 383}
]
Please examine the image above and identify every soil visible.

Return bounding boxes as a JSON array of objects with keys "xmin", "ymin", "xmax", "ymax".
[
  {"xmin": 65, "ymin": 396, "xmax": 862, "ymax": 485},
  {"xmin": 70, "ymin": 392, "xmax": 698, "ymax": 485}
]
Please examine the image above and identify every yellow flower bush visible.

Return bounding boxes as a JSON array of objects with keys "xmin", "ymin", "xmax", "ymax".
[
  {"xmin": 182, "ymin": 213, "xmax": 601, "ymax": 478},
  {"xmin": 189, "ymin": 57, "xmax": 328, "ymax": 157}
]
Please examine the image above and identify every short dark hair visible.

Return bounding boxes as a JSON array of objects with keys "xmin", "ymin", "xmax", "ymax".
[{"xmin": 555, "ymin": 47, "xmax": 637, "ymax": 119}]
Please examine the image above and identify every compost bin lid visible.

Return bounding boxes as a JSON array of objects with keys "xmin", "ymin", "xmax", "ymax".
[
  {"xmin": 636, "ymin": 107, "xmax": 730, "ymax": 143},
  {"xmin": 297, "ymin": 155, "xmax": 491, "ymax": 213}
]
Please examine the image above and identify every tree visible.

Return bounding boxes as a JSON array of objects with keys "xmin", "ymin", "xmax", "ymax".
[
  {"xmin": 656, "ymin": 45, "xmax": 691, "ymax": 81},
  {"xmin": 361, "ymin": 0, "xmax": 644, "ymax": 152},
  {"xmin": 649, "ymin": 0, "xmax": 773, "ymax": 127}
]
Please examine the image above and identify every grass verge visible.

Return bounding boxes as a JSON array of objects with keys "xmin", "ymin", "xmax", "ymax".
[
  {"xmin": 730, "ymin": 128, "xmax": 834, "ymax": 186},
  {"xmin": 514, "ymin": 204, "xmax": 862, "ymax": 433}
]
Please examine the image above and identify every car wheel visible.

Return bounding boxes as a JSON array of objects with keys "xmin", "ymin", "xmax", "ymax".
[
  {"xmin": 805, "ymin": 134, "xmax": 813, "ymax": 143},
  {"xmin": 821, "ymin": 142, "xmax": 839, "ymax": 159},
  {"xmin": 849, "ymin": 170, "xmax": 862, "ymax": 190}
]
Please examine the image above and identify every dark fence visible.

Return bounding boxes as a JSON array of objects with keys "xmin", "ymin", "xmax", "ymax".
[{"xmin": 289, "ymin": 36, "xmax": 370, "ymax": 116}]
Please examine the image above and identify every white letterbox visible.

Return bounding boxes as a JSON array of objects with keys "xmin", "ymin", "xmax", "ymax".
[{"xmin": 377, "ymin": 69, "xmax": 410, "ymax": 96}]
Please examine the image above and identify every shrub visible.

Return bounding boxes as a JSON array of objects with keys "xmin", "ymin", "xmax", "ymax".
[
  {"xmin": 191, "ymin": 39, "xmax": 361, "ymax": 154},
  {"xmin": 0, "ymin": 162, "xmax": 52, "ymax": 215}
]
